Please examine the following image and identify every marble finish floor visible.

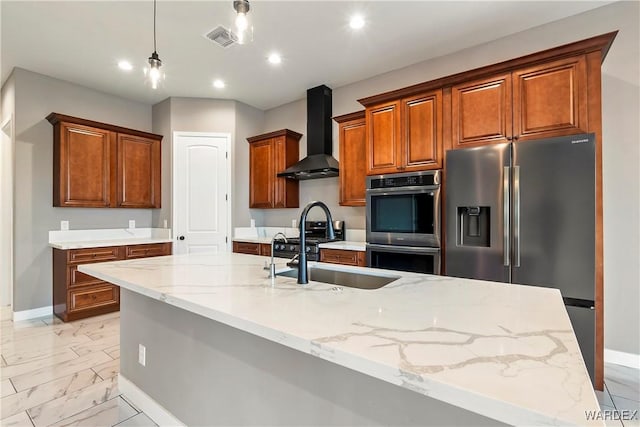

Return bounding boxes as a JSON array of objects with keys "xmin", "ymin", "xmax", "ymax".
[
  {"xmin": 0, "ymin": 309, "xmax": 155, "ymax": 426},
  {"xmin": 0, "ymin": 306, "xmax": 638, "ymax": 426}
]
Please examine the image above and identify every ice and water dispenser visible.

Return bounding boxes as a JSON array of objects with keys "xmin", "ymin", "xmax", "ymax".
[{"xmin": 457, "ymin": 206, "xmax": 490, "ymax": 247}]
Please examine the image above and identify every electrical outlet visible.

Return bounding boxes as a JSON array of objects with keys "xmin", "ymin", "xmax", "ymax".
[
  {"xmin": 250, "ymin": 219, "xmax": 256, "ymax": 228},
  {"xmin": 291, "ymin": 219, "xmax": 297, "ymax": 228},
  {"xmin": 163, "ymin": 219, "xmax": 168, "ymax": 229},
  {"xmin": 138, "ymin": 344, "xmax": 146, "ymax": 366},
  {"xmin": 60, "ymin": 220, "xmax": 69, "ymax": 231},
  {"xmin": 129, "ymin": 220, "xmax": 136, "ymax": 229}
]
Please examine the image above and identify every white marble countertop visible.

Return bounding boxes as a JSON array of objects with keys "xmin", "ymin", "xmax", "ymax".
[
  {"xmin": 318, "ymin": 241, "xmax": 366, "ymax": 251},
  {"xmin": 231, "ymin": 236, "xmax": 275, "ymax": 244},
  {"xmin": 48, "ymin": 228, "xmax": 173, "ymax": 250},
  {"xmin": 80, "ymin": 252, "xmax": 601, "ymax": 426}
]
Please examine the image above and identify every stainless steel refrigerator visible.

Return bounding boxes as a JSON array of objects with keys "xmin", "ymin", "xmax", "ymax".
[{"xmin": 445, "ymin": 133, "xmax": 596, "ymax": 383}]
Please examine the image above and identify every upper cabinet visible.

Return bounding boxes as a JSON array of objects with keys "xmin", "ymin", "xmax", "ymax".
[
  {"xmin": 452, "ymin": 55, "xmax": 588, "ymax": 149},
  {"xmin": 47, "ymin": 113, "xmax": 162, "ymax": 208},
  {"xmin": 365, "ymin": 89, "xmax": 443, "ymax": 175},
  {"xmin": 247, "ymin": 129, "xmax": 301, "ymax": 209},
  {"xmin": 334, "ymin": 111, "xmax": 366, "ymax": 206},
  {"xmin": 116, "ymin": 133, "xmax": 161, "ymax": 208}
]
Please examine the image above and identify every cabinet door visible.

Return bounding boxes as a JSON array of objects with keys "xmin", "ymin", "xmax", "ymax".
[
  {"xmin": 402, "ymin": 90, "xmax": 443, "ymax": 171},
  {"xmin": 366, "ymin": 100, "xmax": 401, "ymax": 175},
  {"xmin": 249, "ymin": 139, "xmax": 274, "ymax": 208},
  {"xmin": 54, "ymin": 123, "xmax": 115, "ymax": 207},
  {"xmin": 452, "ymin": 73, "xmax": 513, "ymax": 149},
  {"xmin": 513, "ymin": 55, "xmax": 588, "ymax": 141},
  {"xmin": 273, "ymin": 136, "xmax": 299, "ymax": 208},
  {"xmin": 339, "ymin": 117, "xmax": 366, "ymax": 206},
  {"xmin": 116, "ymin": 134, "xmax": 161, "ymax": 208}
]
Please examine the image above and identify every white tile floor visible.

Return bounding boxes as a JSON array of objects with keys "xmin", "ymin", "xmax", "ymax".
[{"xmin": 0, "ymin": 307, "xmax": 638, "ymax": 426}]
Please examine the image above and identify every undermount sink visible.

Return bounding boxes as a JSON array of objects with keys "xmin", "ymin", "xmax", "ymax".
[{"xmin": 276, "ymin": 266, "xmax": 399, "ymax": 289}]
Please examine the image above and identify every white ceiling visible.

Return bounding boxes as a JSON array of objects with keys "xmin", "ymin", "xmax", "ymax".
[{"xmin": 1, "ymin": 1, "xmax": 612, "ymax": 111}]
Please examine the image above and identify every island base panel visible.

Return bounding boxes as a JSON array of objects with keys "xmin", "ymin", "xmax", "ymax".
[{"xmin": 120, "ymin": 289, "xmax": 507, "ymax": 427}]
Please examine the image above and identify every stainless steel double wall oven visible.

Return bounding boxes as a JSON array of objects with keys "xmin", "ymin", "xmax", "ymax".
[{"xmin": 366, "ymin": 170, "xmax": 441, "ymax": 274}]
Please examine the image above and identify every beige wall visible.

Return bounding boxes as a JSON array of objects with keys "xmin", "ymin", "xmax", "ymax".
[
  {"xmin": 10, "ymin": 69, "xmax": 153, "ymax": 312},
  {"xmin": 261, "ymin": 2, "xmax": 639, "ymax": 357}
]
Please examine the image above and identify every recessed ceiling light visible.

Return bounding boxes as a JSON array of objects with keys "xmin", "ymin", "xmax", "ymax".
[
  {"xmin": 267, "ymin": 53, "xmax": 282, "ymax": 65},
  {"xmin": 213, "ymin": 79, "xmax": 225, "ymax": 89},
  {"xmin": 349, "ymin": 15, "xmax": 365, "ymax": 30},
  {"xmin": 118, "ymin": 60, "xmax": 133, "ymax": 71}
]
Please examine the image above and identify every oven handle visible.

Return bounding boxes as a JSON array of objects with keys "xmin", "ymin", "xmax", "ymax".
[
  {"xmin": 366, "ymin": 244, "xmax": 441, "ymax": 255},
  {"xmin": 366, "ymin": 185, "xmax": 440, "ymax": 195}
]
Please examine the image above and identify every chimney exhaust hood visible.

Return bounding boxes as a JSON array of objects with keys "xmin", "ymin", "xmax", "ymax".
[{"xmin": 277, "ymin": 85, "xmax": 339, "ymax": 180}]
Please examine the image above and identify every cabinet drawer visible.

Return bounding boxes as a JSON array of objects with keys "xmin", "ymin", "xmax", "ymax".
[
  {"xmin": 232, "ymin": 241, "xmax": 261, "ymax": 255},
  {"xmin": 68, "ymin": 265, "xmax": 104, "ymax": 288},
  {"xmin": 125, "ymin": 243, "xmax": 172, "ymax": 259},
  {"xmin": 67, "ymin": 246, "xmax": 123, "ymax": 264},
  {"xmin": 68, "ymin": 285, "xmax": 119, "ymax": 312},
  {"xmin": 320, "ymin": 249, "xmax": 366, "ymax": 267}
]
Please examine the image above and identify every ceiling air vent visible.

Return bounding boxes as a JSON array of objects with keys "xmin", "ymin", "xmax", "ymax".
[{"xmin": 204, "ymin": 26, "xmax": 237, "ymax": 48}]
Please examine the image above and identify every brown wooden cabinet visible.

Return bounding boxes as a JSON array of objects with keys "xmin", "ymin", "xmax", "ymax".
[
  {"xmin": 232, "ymin": 241, "xmax": 271, "ymax": 256},
  {"xmin": 248, "ymin": 130, "xmax": 301, "ymax": 209},
  {"xmin": 320, "ymin": 248, "xmax": 366, "ymax": 267},
  {"xmin": 116, "ymin": 133, "xmax": 161, "ymax": 208},
  {"xmin": 333, "ymin": 111, "xmax": 366, "ymax": 206},
  {"xmin": 47, "ymin": 113, "xmax": 162, "ymax": 208},
  {"xmin": 365, "ymin": 89, "xmax": 443, "ymax": 175},
  {"xmin": 452, "ymin": 55, "xmax": 588, "ymax": 149},
  {"xmin": 53, "ymin": 242, "xmax": 171, "ymax": 322}
]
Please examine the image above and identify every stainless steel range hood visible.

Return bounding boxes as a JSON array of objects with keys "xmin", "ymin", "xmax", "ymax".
[{"xmin": 277, "ymin": 85, "xmax": 339, "ymax": 180}]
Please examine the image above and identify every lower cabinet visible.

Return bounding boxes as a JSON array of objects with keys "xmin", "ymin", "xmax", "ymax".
[
  {"xmin": 233, "ymin": 241, "xmax": 271, "ymax": 256},
  {"xmin": 53, "ymin": 242, "xmax": 171, "ymax": 321},
  {"xmin": 320, "ymin": 249, "xmax": 366, "ymax": 267}
]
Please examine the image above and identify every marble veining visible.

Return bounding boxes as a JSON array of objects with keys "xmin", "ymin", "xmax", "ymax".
[{"xmin": 80, "ymin": 251, "xmax": 602, "ymax": 426}]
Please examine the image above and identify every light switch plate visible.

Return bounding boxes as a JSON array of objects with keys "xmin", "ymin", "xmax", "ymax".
[
  {"xmin": 291, "ymin": 219, "xmax": 296, "ymax": 228},
  {"xmin": 163, "ymin": 219, "xmax": 168, "ymax": 229},
  {"xmin": 250, "ymin": 219, "xmax": 256, "ymax": 228},
  {"xmin": 60, "ymin": 220, "xmax": 69, "ymax": 231},
  {"xmin": 128, "ymin": 220, "xmax": 135, "ymax": 229}
]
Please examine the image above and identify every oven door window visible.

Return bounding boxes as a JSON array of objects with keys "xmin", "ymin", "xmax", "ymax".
[{"xmin": 370, "ymin": 192, "xmax": 434, "ymax": 234}]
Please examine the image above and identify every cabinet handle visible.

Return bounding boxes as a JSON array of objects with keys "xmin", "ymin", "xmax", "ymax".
[
  {"xmin": 513, "ymin": 135, "xmax": 520, "ymax": 141},
  {"xmin": 506, "ymin": 136, "xmax": 513, "ymax": 141}
]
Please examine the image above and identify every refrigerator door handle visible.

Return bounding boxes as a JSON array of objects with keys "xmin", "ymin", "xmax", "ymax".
[
  {"xmin": 514, "ymin": 165, "xmax": 521, "ymax": 267},
  {"xmin": 503, "ymin": 166, "xmax": 510, "ymax": 267}
]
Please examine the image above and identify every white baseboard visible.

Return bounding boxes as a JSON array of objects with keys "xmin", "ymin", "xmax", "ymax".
[
  {"xmin": 605, "ymin": 348, "xmax": 640, "ymax": 370},
  {"xmin": 12, "ymin": 305, "xmax": 52, "ymax": 322},
  {"xmin": 118, "ymin": 374, "xmax": 185, "ymax": 427}
]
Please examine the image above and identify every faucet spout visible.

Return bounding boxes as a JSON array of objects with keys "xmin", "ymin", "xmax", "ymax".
[
  {"xmin": 269, "ymin": 232, "xmax": 288, "ymax": 283},
  {"xmin": 298, "ymin": 201, "xmax": 335, "ymax": 284}
]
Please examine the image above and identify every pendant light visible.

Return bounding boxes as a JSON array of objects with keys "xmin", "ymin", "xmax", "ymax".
[
  {"xmin": 233, "ymin": 0, "xmax": 253, "ymax": 44},
  {"xmin": 147, "ymin": 0, "xmax": 163, "ymax": 89}
]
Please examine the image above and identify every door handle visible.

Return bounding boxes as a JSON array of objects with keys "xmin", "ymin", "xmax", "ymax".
[
  {"xmin": 178, "ymin": 236, "xmax": 185, "ymax": 241},
  {"xmin": 513, "ymin": 166, "xmax": 521, "ymax": 267},
  {"xmin": 503, "ymin": 166, "xmax": 510, "ymax": 267}
]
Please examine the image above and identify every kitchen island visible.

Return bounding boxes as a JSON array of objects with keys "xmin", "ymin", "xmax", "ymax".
[{"xmin": 80, "ymin": 252, "xmax": 601, "ymax": 426}]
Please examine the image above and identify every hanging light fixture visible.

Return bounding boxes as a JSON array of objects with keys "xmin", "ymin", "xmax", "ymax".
[
  {"xmin": 233, "ymin": 0, "xmax": 253, "ymax": 44},
  {"xmin": 146, "ymin": 0, "xmax": 163, "ymax": 89}
]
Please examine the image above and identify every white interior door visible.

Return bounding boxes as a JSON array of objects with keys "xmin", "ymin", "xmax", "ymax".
[{"xmin": 173, "ymin": 132, "xmax": 230, "ymax": 255}]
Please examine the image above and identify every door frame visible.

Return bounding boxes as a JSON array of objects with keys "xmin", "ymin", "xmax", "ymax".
[
  {"xmin": 1, "ymin": 114, "xmax": 14, "ymax": 308},
  {"xmin": 172, "ymin": 131, "xmax": 232, "ymax": 253}
]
